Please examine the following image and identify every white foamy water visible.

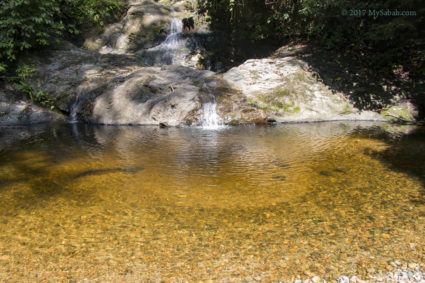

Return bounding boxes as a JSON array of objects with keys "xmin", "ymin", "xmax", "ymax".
[
  {"xmin": 201, "ymin": 83, "xmax": 224, "ymax": 129},
  {"xmin": 201, "ymin": 101, "xmax": 224, "ymax": 129},
  {"xmin": 145, "ymin": 11, "xmax": 188, "ymax": 65}
]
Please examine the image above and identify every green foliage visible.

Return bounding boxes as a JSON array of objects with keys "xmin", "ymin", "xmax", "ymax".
[
  {"xmin": 61, "ymin": 0, "xmax": 125, "ymax": 30},
  {"xmin": 16, "ymin": 63, "xmax": 36, "ymax": 80},
  {"xmin": 12, "ymin": 63, "xmax": 55, "ymax": 109},
  {"xmin": 33, "ymin": 90, "xmax": 56, "ymax": 110},
  {"xmin": 15, "ymin": 81, "xmax": 56, "ymax": 110},
  {"xmin": 0, "ymin": 0, "xmax": 126, "ymax": 73},
  {"xmin": 198, "ymin": 0, "xmax": 424, "ymax": 74},
  {"xmin": 0, "ymin": 0, "xmax": 63, "ymax": 66}
]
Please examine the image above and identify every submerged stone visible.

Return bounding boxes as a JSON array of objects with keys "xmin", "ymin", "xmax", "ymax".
[
  {"xmin": 74, "ymin": 167, "xmax": 144, "ymax": 178},
  {"xmin": 272, "ymin": 175, "xmax": 286, "ymax": 181}
]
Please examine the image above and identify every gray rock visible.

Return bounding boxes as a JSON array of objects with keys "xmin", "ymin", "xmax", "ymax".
[
  {"xmin": 84, "ymin": 0, "xmax": 172, "ymax": 53},
  {"xmin": 17, "ymin": 37, "xmax": 267, "ymax": 126},
  {"xmin": 0, "ymin": 99, "xmax": 64, "ymax": 126},
  {"xmin": 223, "ymin": 57, "xmax": 386, "ymax": 122},
  {"xmin": 90, "ymin": 67, "xmax": 203, "ymax": 126}
]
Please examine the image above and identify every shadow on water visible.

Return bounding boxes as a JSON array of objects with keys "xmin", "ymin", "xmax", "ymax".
[
  {"xmin": 363, "ymin": 125, "xmax": 425, "ymax": 203},
  {"xmin": 0, "ymin": 123, "xmax": 132, "ymax": 203}
]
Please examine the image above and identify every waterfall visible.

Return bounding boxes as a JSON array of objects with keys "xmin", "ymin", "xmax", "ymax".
[
  {"xmin": 169, "ymin": 16, "xmax": 182, "ymax": 35},
  {"xmin": 159, "ymin": 17, "xmax": 183, "ymax": 65},
  {"xmin": 144, "ymin": 10, "xmax": 187, "ymax": 66},
  {"xmin": 69, "ymin": 88, "xmax": 85, "ymax": 123},
  {"xmin": 201, "ymin": 83, "xmax": 224, "ymax": 129},
  {"xmin": 69, "ymin": 97, "xmax": 80, "ymax": 123}
]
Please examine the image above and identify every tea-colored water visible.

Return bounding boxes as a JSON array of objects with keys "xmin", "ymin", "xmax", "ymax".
[{"xmin": 0, "ymin": 122, "xmax": 424, "ymax": 281}]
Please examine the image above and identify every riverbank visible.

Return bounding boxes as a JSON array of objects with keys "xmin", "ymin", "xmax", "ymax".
[
  {"xmin": 1, "ymin": 40, "xmax": 420, "ymax": 127},
  {"xmin": 1, "ymin": 0, "xmax": 423, "ymax": 127}
]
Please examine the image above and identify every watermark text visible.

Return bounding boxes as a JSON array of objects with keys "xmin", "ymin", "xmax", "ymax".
[{"xmin": 341, "ymin": 9, "xmax": 417, "ymax": 17}]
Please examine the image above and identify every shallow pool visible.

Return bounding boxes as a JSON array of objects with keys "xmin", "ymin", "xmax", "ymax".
[{"xmin": 0, "ymin": 122, "xmax": 424, "ymax": 281}]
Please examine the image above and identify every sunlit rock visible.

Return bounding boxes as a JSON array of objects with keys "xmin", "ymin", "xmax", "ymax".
[{"xmin": 223, "ymin": 56, "xmax": 385, "ymax": 122}]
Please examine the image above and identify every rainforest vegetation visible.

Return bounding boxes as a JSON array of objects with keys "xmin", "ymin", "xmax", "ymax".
[
  {"xmin": 0, "ymin": 0, "xmax": 126, "ymax": 73},
  {"xmin": 197, "ymin": 0, "xmax": 425, "ymax": 76},
  {"xmin": 1, "ymin": 0, "xmax": 424, "ymax": 78}
]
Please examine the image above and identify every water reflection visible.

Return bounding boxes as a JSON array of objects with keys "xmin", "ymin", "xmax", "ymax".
[{"xmin": 0, "ymin": 122, "xmax": 424, "ymax": 281}]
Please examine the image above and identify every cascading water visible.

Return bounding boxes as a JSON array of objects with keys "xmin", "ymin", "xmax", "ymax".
[
  {"xmin": 159, "ymin": 17, "xmax": 183, "ymax": 65},
  {"xmin": 145, "ymin": 10, "xmax": 188, "ymax": 66},
  {"xmin": 69, "ymin": 96, "xmax": 81, "ymax": 123},
  {"xmin": 201, "ymin": 83, "xmax": 224, "ymax": 129},
  {"xmin": 69, "ymin": 88, "xmax": 87, "ymax": 123}
]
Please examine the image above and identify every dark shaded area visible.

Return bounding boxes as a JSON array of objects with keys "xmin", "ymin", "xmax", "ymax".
[
  {"xmin": 196, "ymin": 31, "xmax": 281, "ymax": 71},
  {"xmin": 0, "ymin": 123, "xmax": 101, "ymax": 196},
  {"xmin": 364, "ymin": 126, "xmax": 425, "ymax": 203},
  {"xmin": 198, "ymin": 0, "xmax": 425, "ymax": 114},
  {"xmin": 272, "ymin": 160, "xmax": 290, "ymax": 168},
  {"xmin": 270, "ymin": 43, "xmax": 425, "ymax": 118},
  {"xmin": 182, "ymin": 17, "xmax": 195, "ymax": 32},
  {"xmin": 74, "ymin": 167, "xmax": 144, "ymax": 178}
]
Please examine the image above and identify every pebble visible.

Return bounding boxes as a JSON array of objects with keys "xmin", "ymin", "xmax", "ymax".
[
  {"xmin": 0, "ymin": 255, "xmax": 9, "ymax": 261},
  {"xmin": 409, "ymin": 263, "xmax": 419, "ymax": 269},
  {"xmin": 412, "ymin": 273, "xmax": 422, "ymax": 281},
  {"xmin": 337, "ymin": 276, "xmax": 350, "ymax": 283},
  {"xmin": 350, "ymin": 276, "xmax": 368, "ymax": 283},
  {"xmin": 284, "ymin": 265, "xmax": 425, "ymax": 283}
]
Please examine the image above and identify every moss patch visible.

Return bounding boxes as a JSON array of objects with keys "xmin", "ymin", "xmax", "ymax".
[
  {"xmin": 248, "ymin": 70, "xmax": 316, "ymax": 115},
  {"xmin": 340, "ymin": 103, "xmax": 353, "ymax": 115},
  {"xmin": 273, "ymin": 87, "xmax": 291, "ymax": 97},
  {"xmin": 382, "ymin": 106, "xmax": 414, "ymax": 122},
  {"xmin": 255, "ymin": 93, "xmax": 301, "ymax": 114}
]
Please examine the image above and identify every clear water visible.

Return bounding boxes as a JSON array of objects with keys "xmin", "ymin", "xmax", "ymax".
[{"xmin": 0, "ymin": 122, "xmax": 424, "ymax": 281}]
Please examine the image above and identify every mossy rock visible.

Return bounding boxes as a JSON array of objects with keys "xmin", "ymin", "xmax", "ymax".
[
  {"xmin": 248, "ymin": 83, "xmax": 303, "ymax": 115},
  {"xmin": 382, "ymin": 105, "xmax": 415, "ymax": 123}
]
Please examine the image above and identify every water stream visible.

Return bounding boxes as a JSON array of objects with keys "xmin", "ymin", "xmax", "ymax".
[
  {"xmin": 145, "ymin": 12, "xmax": 223, "ymax": 129},
  {"xmin": 69, "ymin": 98, "xmax": 80, "ymax": 123},
  {"xmin": 68, "ymin": 10, "xmax": 222, "ymax": 127},
  {"xmin": 145, "ymin": 11, "xmax": 186, "ymax": 66}
]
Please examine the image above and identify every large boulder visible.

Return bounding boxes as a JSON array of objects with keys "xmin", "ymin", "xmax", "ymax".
[
  {"xmin": 25, "ymin": 42, "xmax": 139, "ymax": 115},
  {"xmin": 223, "ymin": 57, "xmax": 385, "ymax": 122},
  {"xmin": 88, "ymin": 65, "xmax": 266, "ymax": 126},
  {"xmin": 22, "ymin": 40, "xmax": 266, "ymax": 126},
  {"xmin": 90, "ymin": 66, "xmax": 206, "ymax": 125}
]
